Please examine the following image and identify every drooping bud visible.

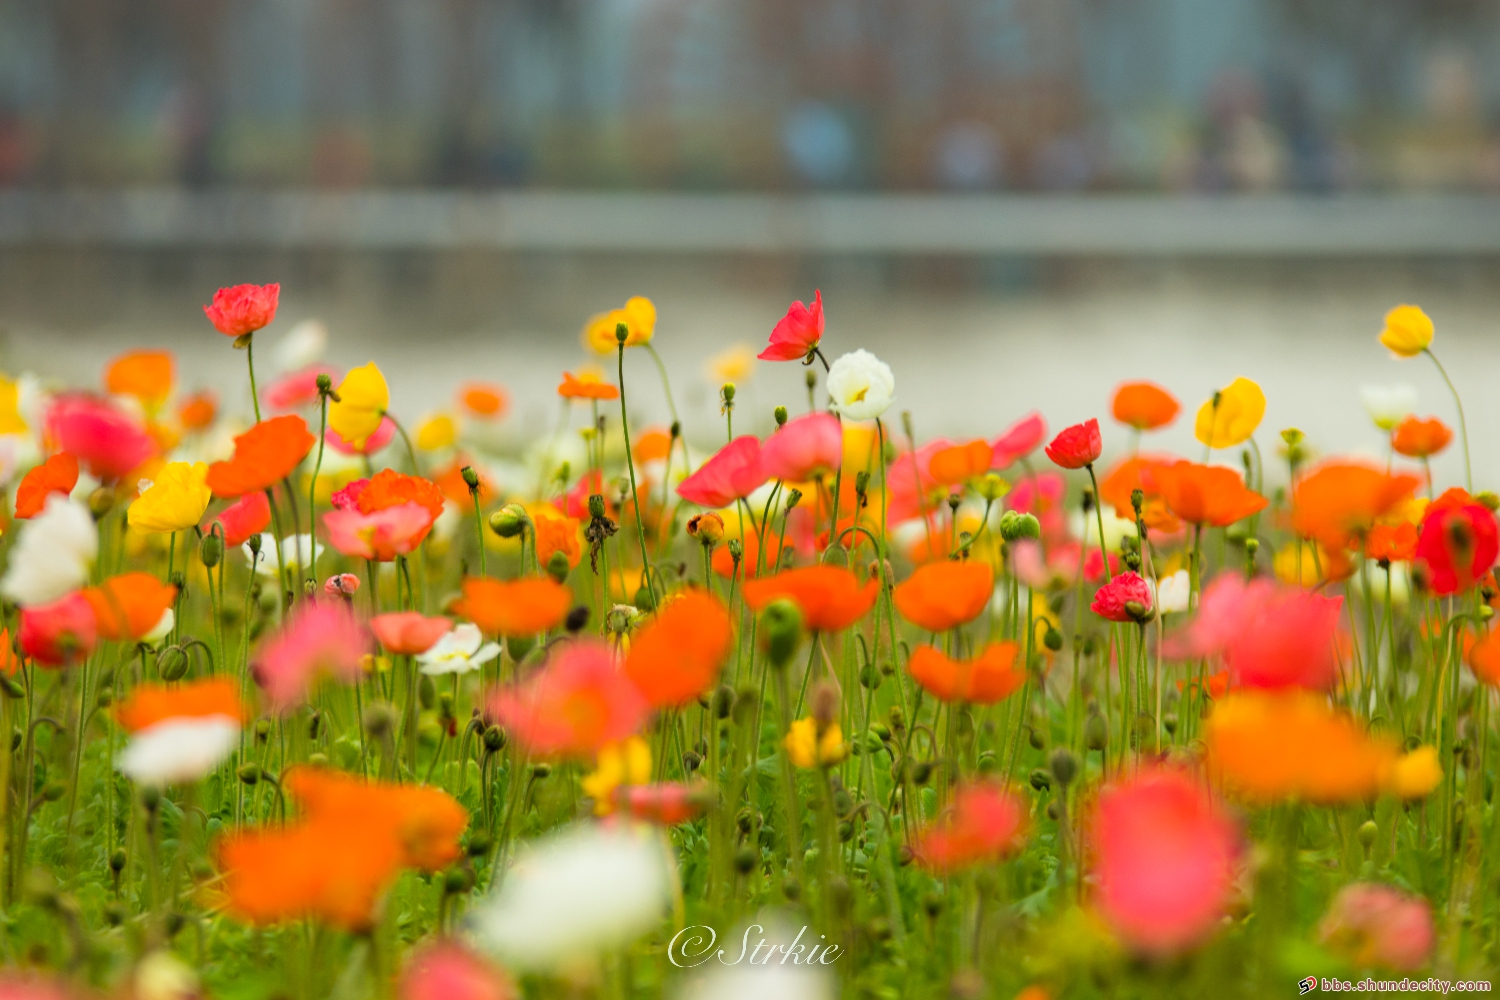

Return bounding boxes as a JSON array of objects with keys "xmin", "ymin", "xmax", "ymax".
[
  {"xmin": 759, "ymin": 599, "xmax": 803, "ymax": 669},
  {"xmin": 810, "ymin": 680, "xmax": 839, "ymax": 729},
  {"xmin": 785, "ymin": 488, "xmax": 803, "ymax": 513}
]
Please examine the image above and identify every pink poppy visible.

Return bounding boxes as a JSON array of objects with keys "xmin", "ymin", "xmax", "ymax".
[
  {"xmin": 912, "ymin": 783, "xmax": 1028, "ymax": 874},
  {"xmin": 323, "ymin": 502, "xmax": 433, "ymax": 562},
  {"xmin": 399, "ymin": 942, "xmax": 512, "ymax": 1000},
  {"xmin": 371, "ymin": 612, "xmax": 452, "ymax": 656},
  {"xmin": 44, "ymin": 395, "xmax": 156, "ymax": 482},
  {"xmin": 263, "ymin": 365, "xmax": 340, "ymax": 412},
  {"xmin": 489, "ymin": 640, "xmax": 648, "ymax": 759},
  {"xmin": 1318, "ymin": 883, "xmax": 1435, "ymax": 972},
  {"xmin": 214, "ymin": 493, "xmax": 272, "ymax": 548},
  {"xmin": 1091, "ymin": 767, "xmax": 1240, "ymax": 956},
  {"xmin": 326, "ymin": 416, "xmax": 396, "ymax": 457},
  {"xmin": 19, "ymin": 592, "xmax": 97, "ymax": 668},
  {"xmin": 1091, "ymin": 571, "xmax": 1154, "ymax": 623},
  {"xmin": 758, "ymin": 290, "xmax": 824, "ymax": 361},
  {"xmin": 759, "ymin": 412, "xmax": 842, "ymax": 483},
  {"xmin": 330, "ymin": 478, "xmax": 369, "ymax": 511},
  {"xmin": 252, "ymin": 600, "xmax": 371, "ymax": 711},
  {"xmin": 991, "ymin": 411, "xmax": 1047, "ymax": 469},
  {"xmin": 676, "ymin": 436, "xmax": 767, "ymax": 509},
  {"xmin": 886, "ymin": 437, "xmax": 952, "ymax": 524},
  {"xmin": 325, "ymin": 573, "xmax": 361, "ymax": 597},
  {"xmin": 1084, "ymin": 548, "xmax": 1121, "ymax": 581},
  {"xmin": 1011, "ymin": 539, "xmax": 1081, "ymax": 592}
]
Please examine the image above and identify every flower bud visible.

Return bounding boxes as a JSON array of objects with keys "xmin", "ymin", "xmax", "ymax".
[
  {"xmin": 489, "ymin": 503, "xmax": 530, "ymax": 538},
  {"xmin": 460, "ymin": 465, "xmax": 480, "ymax": 490},
  {"xmin": 720, "ymin": 383, "xmax": 736, "ymax": 405},
  {"xmin": 532, "ymin": 762, "xmax": 552, "ymax": 779},
  {"xmin": 686, "ymin": 512, "xmax": 725, "ymax": 546},
  {"xmin": 1049, "ymin": 747, "xmax": 1078, "ymax": 787},
  {"xmin": 1084, "ymin": 713, "xmax": 1109, "ymax": 751},
  {"xmin": 88, "ymin": 486, "xmax": 116, "ymax": 520},
  {"xmin": 785, "ymin": 488, "xmax": 803, "ymax": 512},
  {"xmin": 545, "ymin": 549, "xmax": 570, "ymax": 584},
  {"xmin": 363, "ymin": 702, "xmax": 396, "ymax": 738},
  {"xmin": 810, "ymin": 681, "xmax": 839, "ymax": 729},
  {"xmin": 1478, "ymin": 491, "xmax": 1500, "ymax": 512},
  {"xmin": 247, "ymin": 533, "xmax": 262, "ymax": 556},
  {"xmin": 1043, "ymin": 627, "xmax": 1063, "ymax": 652},
  {"xmin": 615, "ymin": 322, "xmax": 629, "ymax": 345},
  {"xmin": 977, "ymin": 474, "xmax": 1010, "ymax": 502},
  {"xmin": 564, "ymin": 605, "xmax": 590, "ymax": 633},
  {"xmin": 774, "ymin": 405, "xmax": 788, "ymax": 426},
  {"xmin": 587, "ymin": 494, "xmax": 606, "ymax": 520},
  {"xmin": 483, "ymin": 725, "xmax": 507, "ymax": 752},
  {"xmin": 1358, "ymin": 819, "xmax": 1379, "ymax": 850},
  {"xmin": 199, "ymin": 533, "xmax": 223, "ymax": 569},
  {"xmin": 109, "ymin": 848, "xmax": 127, "ymax": 873},
  {"xmin": 759, "ymin": 599, "xmax": 803, "ymax": 669},
  {"xmin": 442, "ymin": 867, "xmax": 474, "ymax": 894}
]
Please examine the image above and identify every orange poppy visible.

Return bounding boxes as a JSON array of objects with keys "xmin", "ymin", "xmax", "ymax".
[
  {"xmin": 1111, "ymin": 381, "xmax": 1180, "ymax": 431},
  {"xmin": 894, "ymin": 560, "xmax": 994, "ymax": 632},
  {"xmin": 459, "ymin": 382, "xmax": 509, "ymax": 419},
  {"xmin": 1148, "ymin": 461, "xmax": 1267, "ymax": 528},
  {"xmin": 432, "ymin": 459, "xmax": 495, "ymax": 512},
  {"xmin": 1290, "ymin": 462, "xmax": 1420, "ymax": 550},
  {"xmin": 1390, "ymin": 415, "xmax": 1452, "ymax": 459},
  {"xmin": 1098, "ymin": 454, "xmax": 1182, "ymax": 533},
  {"xmin": 928, "ymin": 440, "xmax": 994, "ymax": 487},
  {"xmin": 105, "ymin": 349, "xmax": 174, "ymax": 410},
  {"xmin": 115, "ymin": 677, "xmax": 248, "ymax": 733},
  {"xmin": 282, "ymin": 767, "xmax": 468, "ymax": 871},
  {"xmin": 624, "ymin": 589, "xmax": 734, "ymax": 707},
  {"xmin": 1469, "ymin": 626, "xmax": 1500, "ymax": 687},
  {"xmin": 712, "ymin": 530, "xmax": 769, "ymax": 580},
  {"xmin": 14, "ymin": 452, "xmax": 80, "ymax": 519},
  {"xmin": 83, "ymin": 573, "xmax": 178, "ymax": 642},
  {"xmin": 206, "ymin": 415, "xmax": 316, "ymax": 497},
  {"xmin": 532, "ymin": 507, "xmax": 582, "ymax": 569},
  {"xmin": 0, "ymin": 629, "xmax": 18, "ymax": 676},
  {"xmin": 558, "ymin": 371, "xmax": 619, "ymax": 401},
  {"xmin": 1365, "ymin": 522, "xmax": 1418, "ymax": 562},
  {"xmin": 742, "ymin": 566, "xmax": 878, "ymax": 632},
  {"xmin": 490, "ymin": 640, "xmax": 648, "ymax": 757},
  {"xmin": 358, "ymin": 469, "xmax": 445, "ymax": 522},
  {"xmin": 177, "ymin": 390, "xmax": 218, "ymax": 431},
  {"xmin": 634, "ymin": 428, "xmax": 673, "ymax": 465},
  {"xmin": 907, "ymin": 642, "xmax": 1025, "ymax": 704},
  {"xmin": 451, "ymin": 577, "xmax": 572, "ymax": 637}
]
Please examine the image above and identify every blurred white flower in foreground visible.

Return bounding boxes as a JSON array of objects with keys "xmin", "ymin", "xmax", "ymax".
[
  {"xmin": 1360, "ymin": 384, "xmax": 1417, "ymax": 432},
  {"xmin": 1, "ymin": 495, "xmax": 97, "ymax": 606},
  {"xmin": 120, "ymin": 717, "xmax": 240, "ymax": 786},
  {"xmin": 676, "ymin": 919, "xmax": 835, "ymax": 1000},
  {"xmin": 1153, "ymin": 569, "xmax": 1191, "ymax": 615},
  {"xmin": 825, "ymin": 350, "xmax": 894, "ymax": 421},
  {"xmin": 418, "ymin": 623, "xmax": 500, "ymax": 676},
  {"xmin": 471, "ymin": 822, "xmax": 670, "ymax": 971},
  {"xmin": 274, "ymin": 319, "xmax": 329, "ymax": 373}
]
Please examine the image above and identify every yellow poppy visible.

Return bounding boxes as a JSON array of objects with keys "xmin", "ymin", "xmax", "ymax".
[
  {"xmin": 329, "ymin": 362, "xmax": 389, "ymax": 449},
  {"xmin": 785, "ymin": 717, "xmax": 846, "ymax": 769},
  {"xmin": 1379, "ymin": 304, "xmax": 1434, "ymax": 358},
  {"xmin": 580, "ymin": 736, "xmax": 653, "ymax": 815},
  {"xmin": 1389, "ymin": 746, "xmax": 1441, "ymax": 799},
  {"xmin": 415, "ymin": 413, "xmax": 457, "ymax": 452},
  {"xmin": 0, "ymin": 375, "xmax": 27, "ymax": 435},
  {"xmin": 127, "ymin": 461, "xmax": 212, "ymax": 534},
  {"xmin": 1194, "ymin": 377, "xmax": 1265, "ymax": 449},
  {"xmin": 583, "ymin": 296, "xmax": 656, "ymax": 354}
]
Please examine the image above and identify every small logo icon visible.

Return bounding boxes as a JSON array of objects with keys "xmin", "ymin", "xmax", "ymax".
[{"xmin": 1299, "ymin": 977, "xmax": 1318, "ymax": 995}]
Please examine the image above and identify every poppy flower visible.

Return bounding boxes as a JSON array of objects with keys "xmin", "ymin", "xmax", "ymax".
[
  {"xmin": 633, "ymin": 428, "xmax": 672, "ymax": 466},
  {"xmin": 1193, "ymin": 377, "xmax": 1265, "ymax": 449},
  {"xmin": 1290, "ymin": 462, "xmax": 1420, "ymax": 550},
  {"xmin": 434, "ymin": 460, "xmax": 495, "ymax": 512},
  {"xmin": 928, "ymin": 440, "xmax": 994, "ymax": 487},
  {"xmin": 14, "ymin": 453, "xmax": 79, "ymax": 520},
  {"xmin": 204, "ymin": 283, "xmax": 280, "ymax": 337},
  {"xmin": 1414, "ymin": 488, "xmax": 1499, "ymax": 595},
  {"xmin": 417, "ymin": 624, "xmax": 501, "ymax": 676},
  {"xmin": 1318, "ymin": 883, "xmax": 1435, "ymax": 973},
  {"xmin": 1, "ymin": 496, "xmax": 97, "ymax": 607},
  {"xmin": 452, "ymin": 577, "xmax": 572, "ymax": 638},
  {"xmin": 1379, "ymin": 303, "xmax": 1434, "ymax": 358},
  {"xmin": 105, "ymin": 349, "xmax": 173, "ymax": 412},
  {"xmin": 459, "ymin": 382, "xmax": 509, "ymax": 419},
  {"xmin": 760, "ymin": 412, "xmax": 843, "ymax": 483},
  {"xmin": 1148, "ymin": 461, "xmax": 1267, "ymax": 527},
  {"xmin": 128, "ymin": 460, "xmax": 213, "ymax": 535},
  {"xmin": 580, "ymin": 736, "xmax": 653, "ymax": 814},
  {"xmin": 1044, "ymin": 418, "xmax": 1102, "ymax": 470},
  {"xmin": 284, "ymin": 766, "xmax": 468, "ymax": 872},
  {"xmin": 1164, "ymin": 574, "xmax": 1342, "ymax": 690},
  {"xmin": 18, "ymin": 592, "xmax": 97, "ymax": 668},
  {"xmin": 1111, "ymin": 381, "xmax": 1180, "ymax": 431},
  {"xmin": 759, "ymin": 290, "xmax": 823, "ymax": 361},
  {"xmin": 1390, "ymin": 415, "xmax": 1452, "ymax": 459},
  {"xmin": 583, "ymin": 297, "xmax": 655, "ymax": 353},
  {"xmin": 206, "ymin": 415, "xmax": 316, "ymax": 497},
  {"xmin": 623, "ymin": 589, "xmax": 734, "ymax": 708},
  {"xmin": 1365, "ymin": 522, "xmax": 1418, "ymax": 562},
  {"xmin": 743, "ymin": 566, "xmax": 878, "ymax": 632},
  {"xmin": 826, "ymin": 350, "xmax": 895, "ymax": 421},
  {"xmin": 1090, "ymin": 767, "xmax": 1240, "ymax": 956},
  {"xmin": 415, "ymin": 414, "xmax": 457, "ymax": 452},
  {"xmin": 357, "ymin": 469, "xmax": 445, "ymax": 522},
  {"xmin": 532, "ymin": 507, "xmax": 582, "ymax": 570},
  {"xmin": 399, "ymin": 942, "xmax": 514, "ymax": 1000},
  {"xmin": 991, "ymin": 411, "xmax": 1047, "ymax": 469},
  {"xmin": 214, "ymin": 492, "xmax": 272, "ymax": 548},
  {"xmin": 1091, "ymin": 571, "xmax": 1154, "ymax": 623},
  {"xmin": 907, "ymin": 642, "xmax": 1024, "ymax": 704},
  {"xmin": 83, "ymin": 573, "xmax": 177, "ymax": 642},
  {"xmin": 557, "ymin": 371, "xmax": 619, "ymax": 401},
  {"xmin": 615, "ymin": 783, "xmax": 708, "ymax": 826},
  {"xmin": 323, "ymin": 502, "xmax": 433, "ymax": 562},
  {"xmin": 1361, "ymin": 384, "xmax": 1418, "ymax": 432},
  {"xmin": 328, "ymin": 362, "xmax": 390, "ymax": 451},
  {"xmin": 894, "ymin": 560, "xmax": 994, "ymax": 632},
  {"xmin": 114, "ymin": 677, "xmax": 246, "ymax": 786},
  {"xmin": 371, "ymin": 612, "xmax": 452, "ymax": 656},
  {"xmin": 263, "ymin": 365, "xmax": 340, "ymax": 411},
  {"xmin": 784, "ymin": 716, "xmax": 846, "ymax": 768},
  {"xmin": 45, "ymin": 394, "xmax": 156, "ymax": 482},
  {"xmin": 1097, "ymin": 455, "xmax": 1181, "ymax": 533},
  {"xmin": 326, "ymin": 415, "xmax": 396, "ymax": 457},
  {"xmin": 178, "ymin": 390, "xmax": 218, "ymax": 431},
  {"xmin": 912, "ymin": 782, "xmax": 1027, "ymax": 874},
  {"xmin": 252, "ymin": 599, "xmax": 371, "ymax": 711},
  {"xmin": 676, "ymin": 436, "xmax": 767, "ymax": 509},
  {"xmin": 490, "ymin": 640, "xmax": 648, "ymax": 758}
]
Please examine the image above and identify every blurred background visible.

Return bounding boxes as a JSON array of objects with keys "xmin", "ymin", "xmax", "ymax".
[{"xmin": 1, "ymin": 0, "xmax": 1499, "ymax": 479}]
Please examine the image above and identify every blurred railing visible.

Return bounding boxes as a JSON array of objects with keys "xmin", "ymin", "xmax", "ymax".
[{"xmin": 2, "ymin": 190, "xmax": 1500, "ymax": 255}]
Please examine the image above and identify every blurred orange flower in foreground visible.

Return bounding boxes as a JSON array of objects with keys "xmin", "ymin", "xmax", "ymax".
[
  {"xmin": 624, "ymin": 589, "xmax": 733, "ymax": 708},
  {"xmin": 894, "ymin": 559, "xmax": 994, "ymax": 632},
  {"xmin": 106, "ymin": 349, "xmax": 174, "ymax": 412},
  {"xmin": 743, "ymin": 566, "xmax": 878, "ymax": 632},
  {"xmin": 907, "ymin": 642, "xmax": 1024, "ymax": 704},
  {"xmin": 452, "ymin": 577, "xmax": 571, "ymax": 638},
  {"xmin": 14, "ymin": 453, "xmax": 79, "ymax": 520}
]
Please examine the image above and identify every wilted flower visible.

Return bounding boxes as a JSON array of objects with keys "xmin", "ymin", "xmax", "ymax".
[
  {"xmin": 825, "ymin": 349, "xmax": 895, "ymax": 421},
  {"xmin": 417, "ymin": 623, "xmax": 500, "ymax": 676},
  {"xmin": 1, "ymin": 495, "xmax": 97, "ymax": 607},
  {"xmin": 128, "ymin": 461, "xmax": 212, "ymax": 534}
]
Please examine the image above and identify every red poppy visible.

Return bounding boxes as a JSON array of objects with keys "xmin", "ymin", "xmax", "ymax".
[
  {"xmin": 894, "ymin": 560, "xmax": 994, "ymax": 632},
  {"xmin": 676, "ymin": 436, "xmax": 767, "ymax": 509},
  {"xmin": 206, "ymin": 415, "xmax": 316, "ymax": 497},
  {"xmin": 1111, "ymin": 381, "xmax": 1180, "ymax": 431},
  {"xmin": 912, "ymin": 783, "xmax": 1027, "ymax": 874},
  {"xmin": 1092, "ymin": 571, "xmax": 1154, "ymax": 623},
  {"xmin": 1044, "ymin": 418, "xmax": 1102, "ymax": 470},
  {"xmin": 19, "ymin": 593, "xmax": 97, "ymax": 668},
  {"xmin": 215, "ymin": 492, "xmax": 272, "ymax": 547},
  {"xmin": 991, "ymin": 412, "xmax": 1047, "ymax": 469},
  {"xmin": 907, "ymin": 642, "xmax": 1025, "ymax": 704},
  {"xmin": 759, "ymin": 290, "xmax": 823, "ymax": 361},
  {"xmin": 45, "ymin": 395, "xmax": 156, "ymax": 482},
  {"xmin": 1414, "ymin": 488, "xmax": 1499, "ymax": 596},
  {"xmin": 1390, "ymin": 415, "xmax": 1452, "ymax": 459},
  {"xmin": 623, "ymin": 589, "xmax": 734, "ymax": 708},
  {"xmin": 204, "ymin": 283, "xmax": 280, "ymax": 337},
  {"xmin": 1148, "ymin": 461, "xmax": 1267, "ymax": 527},
  {"xmin": 14, "ymin": 453, "xmax": 79, "ymax": 520},
  {"xmin": 742, "ymin": 566, "xmax": 878, "ymax": 632}
]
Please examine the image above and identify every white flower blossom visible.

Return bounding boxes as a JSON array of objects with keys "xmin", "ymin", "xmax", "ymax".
[
  {"xmin": 273, "ymin": 319, "xmax": 328, "ymax": 373},
  {"xmin": 1, "ymin": 495, "xmax": 97, "ymax": 606},
  {"xmin": 418, "ymin": 623, "xmax": 500, "ymax": 676},
  {"xmin": 119, "ymin": 717, "xmax": 240, "ymax": 786},
  {"xmin": 1153, "ymin": 569, "xmax": 1191, "ymax": 615},
  {"xmin": 825, "ymin": 350, "xmax": 895, "ymax": 421},
  {"xmin": 242, "ymin": 534, "xmax": 317, "ymax": 578},
  {"xmin": 1360, "ymin": 385, "xmax": 1418, "ymax": 432}
]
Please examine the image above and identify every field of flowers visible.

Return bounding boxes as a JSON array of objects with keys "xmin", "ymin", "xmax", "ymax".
[{"xmin": 0, "ymin": 286, "xmax": 1490, "ymax": 999}]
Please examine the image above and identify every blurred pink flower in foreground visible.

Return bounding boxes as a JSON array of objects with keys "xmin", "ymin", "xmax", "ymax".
[
  {"xmin": 399, "ymin": 941, "xmax": 513, "ymax": 1000},
  {"xmin": 991, "ymin": 411, "xmax": 1047, "ymax": 469},
  {"xmin": 489, "ymin": 640, "xmax": 647, "ymax": 759},
  {"xmin": 252, "ymin": 600, "xmax": 371, "ymax": 711},
  {"xmin": 760, "ymin": 412, "xmax": 842, "ymax": 482},
  {"xmin": 676, "ymin": 436, "xmax": 766, "ymax": 509},
  {"xmin": 1318, "ymin": 882, "xmax": 1434, "ymax": 972}
]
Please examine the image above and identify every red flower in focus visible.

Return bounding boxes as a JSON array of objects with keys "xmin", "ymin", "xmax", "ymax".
[
  {"xmin": 1044, "ymin": 418, "xmax": 1102, "ymax": 470},
  {"xmin": 19, "ymin": 592, "xmax": 97, "ymax": 668},
  {"xmin": 1090, "ymin": 767, "xmax": 1240, "ymax": 956},
  {"xmin": 1091, "ymin": 571, "xmax": 1154, "ymax": 623},
  {"xmin": 912, "ymin": 782, "xmax": 1027, "ymax": 874},
  {"xmin": 1318, "ymin": 883, "xmax": 1435, "ymax": 973},
  {"xmin": 489, "ymin": 640, "xmax": 648, "ymax": 759},
  {"xmin": 893, "ymin": 559, "xmax": 994, "ymax": 632},
  {"xmin": 45, "ymin": 395, "xmax": 156, "ymax": 482},
  {"xmin": 991, "ymin": 411, "xmax": 1047, "ymax": 469},
  {"xmin": 206, "ymin": 415, "xmax": 316, "ymax": 497},
  {"xmin": 1415, "ymin": 488, "xmax": 1499, "ymax": 596},
  {"xmin": 14, "ymin": 453, "xmax": 79, "ymax": 520},
  {"xmin": 759, "ymin": 290, "xmax": 823, "ymax": 361},
  {"xmin": 759, "ymin": 412, "xmax": 842, "ymax": 483},
  {"xmin": 214, "ymin": 492, "xmax": 272, "ymax": 547},
  {"xmin": 1111, "ymin": 381, "xmax": 1180, "ymax": 431},
  {"xmin": 1366, "ymin": 522, "xmax": 1418, "ymax": 562},
  {"xmin": 907, "ymin": 642, "xmax": 1025, "ymax": 704},
  {"xmin": 676, "ymin": 436, "xmax": 767, "ymax": 509},
  {"xmin": 204, "ymin": 283, "xmax": 280, "ymax": 337},
  {"xmin": 1390, "ymin": 415, "xmax": 1452, "ymax": 459},
  {"xmin": 623, "ymin": 589, "xmax": 734, "ymax": 708},
  {"xmin": 743, "ymin": 566, "xmax": 878, "ymax": 632}
]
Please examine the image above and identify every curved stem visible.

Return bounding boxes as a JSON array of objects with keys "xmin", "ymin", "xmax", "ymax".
[
  {"xmin": 1425, "ymin": 348, "xmax": 1472, "ymax": 492},
  {"xmin": 617, "ymin": 342, "xmax": 654, "ymax": 598}
]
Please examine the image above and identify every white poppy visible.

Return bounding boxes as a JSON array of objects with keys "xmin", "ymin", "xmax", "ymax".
[
  {"xmin": 678, "ymin": 920, "xmax": 837, "ymax": 1000},
  {"xmin": 1360, "ymin": 385, "xmax": 1418, "ymax": 432},
  {"xmin": 1153, "ymin": 569, "xmax": 1191, "ymax": 615},
  {"xmin": 119, "ymin": 716, "xmax": 240, "ymax": 786},
  {"xmin": 242, "ymin": 533, "xmax": 315, "ymax": 578},
  {"xmin": 143, "ymin": 609, "xmax": 175, "ymax": 644},
  {"xmin": 1, "ymin": 495, "xmax": 97, "ymax": 606},
  {"xmin": 825, "ymin": 350, "xmax": 895, "ymax": 421},
  {"xmin": 418, "ymin": 623, "xmax": 500, "ymax": 676},
  {"xmin": 273, "ymin": 319, "xmax": 328, "ymax": 373},
  {"xmin": 471, "ymin": 822, "xmax": 671, "ymax": 971}
]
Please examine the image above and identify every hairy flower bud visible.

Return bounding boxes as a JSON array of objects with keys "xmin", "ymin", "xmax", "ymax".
[
  {"xmin": 489, "ymin": 503, "xmax": 530, "ymax": 538},
  {"xmin": 760, "ymin": 599, "xmax": 804, "ymax": 669}
]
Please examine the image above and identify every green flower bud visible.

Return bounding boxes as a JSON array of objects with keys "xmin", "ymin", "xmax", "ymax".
[
  {"xmin": 1049, "ymin": 747, "xmax": 1078, "ymax": 787},
  {"xmin": 774, "ymin": 405, "xmax": 788, "ymax": 426},
  {"xmin": 545, "ymin": 549, "xmax": 570, "ymax": 584},
  {"xmin": 759, "ymin": 599, "xmax": 803, "ymax": 669},
  {"xmin": 489, "ymin": 503, "xmax": 530, "ymax": 538},
  {"xmin": 200, "ymin": 533, "xmax": 223, "ymax": 569},
  {"xmin": 460, "ymin": 466, "xmax": 480, "ymax": 490}
]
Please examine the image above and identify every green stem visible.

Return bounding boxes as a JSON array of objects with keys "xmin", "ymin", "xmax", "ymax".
[
  {"xmin": 1424, "ymin": 348, "xmax": 1472, "ymax": 492},
  {"xmin": 616, "ymin": 340, "xmax": 654, "ymax": 598}
]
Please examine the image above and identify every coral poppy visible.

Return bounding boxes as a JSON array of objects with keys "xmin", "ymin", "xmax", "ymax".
[
  {"xmin": 459, "ymin": 382, "xmax": 509, "ymax": 419},
  {"xmin": 204, "ymin": 283, "xmax": 280, "ymax": 337},
  {"xmin": 912, "ymin": 782, "xmax": 1027, "ymax": 874},
  {"xmin": 1090, "ymin": 767, "xmax": 1240, "ymax": 956},
  {"xmin": 1365, "ymin": 521, "xmax": 1418, "ymax": 562},
  {"xmin": 356, "ymin": 470, "xmax": 445, "ymax": 522},
  {"xmin": 1413, "ymin": 488, "xmax": 1499, "ymax": 595},
  {"xmin": 128, "ymin": 460, "xmax": 213, "ymax": 534},
  {"xmin": 743, "ymin": 566, "xmax": 878, "ymax": 632},
  {"xmin": 907, "ymin": 642, "xmax": 1025, "ymax": 704},
  {"xmin": 759, "ymin": 290, "xmax": 824, "ymax": 362},
  {"xmin": 1091, "ymin": 571, "xmax": 1154, "ymax": 624},
  {"xmin": 178, "ymin": 389, "xmax": 218, "ymax": 431},
  {"xmin": 1193, "ymin": 377, "xmax": 1265, "ymax": 449},
  {"xmin": 1097, "ymin": 454, "xmax": 1182, "ymax": 534},
  {"xmin": 894, "ymin": 560, "xmax": 994, "ymax": 632},
  {"xmin": 328, "ymin": 362, "xmax": 390, "ymax": 450},
  {"xmin": 991, "ymin": 412, "xmax": 1047, "ymax": 469},
  {"xmin": 452, "ymin": 577, "xmax": 572, "ymax": 638},
  {"xmin": 252, "ymin": 600, "xmax": 371, "ymax": 711},
  {"xmin": 1318, "ymin": 884, "xmax": 1435, "ymax": 973},
  {"xmin": 262, "ymin": 365, "xmax": 340, "ymax": 412},
  {"xmin": 676, "ymin": 436, "xmax": 767, "ymax": 509},
  {"xmin": 323, "ymin": 502, "xmax": 432, "ymax": 562},
  {"xmin": 114, "ymin": 677, "xmax": 247, "ymax": 786},
  {"xmin": 928, "ymin": 440, "xmax": 994, "ymax": 487},
  {"xmin": 1290, "ymin": 462, "xmax": 1420, "ymax": 550},
  {"xmin": 1390, "ymin": 415, "xmax": 1452, "ymax": 459},
  {"xmin": 105, "ymin": 349, "xmax": 173, "ymax": 411},
  {"xmin": 1111, "ymin": 381, "xmax": 1180, "ymax": 431},
  {"xmin": 214, "ymin": 492, "xmax": 272, "ymax": 548},
  {"xmin": 1467, "ymin": 625, "xmax": 1500, "ymax": 687},
  {"xmin": 83, "ymin": 573, "xmax": 177, "ymax": 642},
  {"xmin": 623, "ymin": 589, "xmax": 733, "ymax": 708},
  {"xmin": 558, "ymin": 371, "xmax": 618, "ymax": 401},
  {"xmin": 14, "ymin": 453, "xmax": 79, "ymax": 520},
  {"xmin": 18, "ymin": 592, "xmax": 97, "ymax": 667},
  {"xmin": 1148, "ymin": 461, "xmax": 1267, "ymax": 527},
  {"xmin": 490, "ymin": 640, "xmax": 648, "ymax": 758},
  {"xmin": 1164, "ymin": 574, "xmax": 1342, "ymax": 690},
  {"xmin": 1044, "ymin": 418, "xmax": 1102, "ymax": 470},
  {"xmin": 206, "ymin": 415, "xmax": 316, "ymax": 497},
  {"xmin": 1379, "ymin": 303, "xmax": 1434, "ymax": 358},
  {"xmin": 759, "ymin": 413, "xmax": 842, "ymax": 483},
  {"xmin": 583, "ymin": 297, "xmax": 655, "ymax": 353},
  {"xmin": 45, "ymin": 394, "xmax": 156, "ymax": 482},
  {"xmin": 370, "ymin": 612, "xmax": 453, "ymax": 656}
]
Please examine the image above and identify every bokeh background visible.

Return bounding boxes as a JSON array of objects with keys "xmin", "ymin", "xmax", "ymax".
[{"xmin": 1, "ymin": 0, "xmax": 1499, "ymax": 480}]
